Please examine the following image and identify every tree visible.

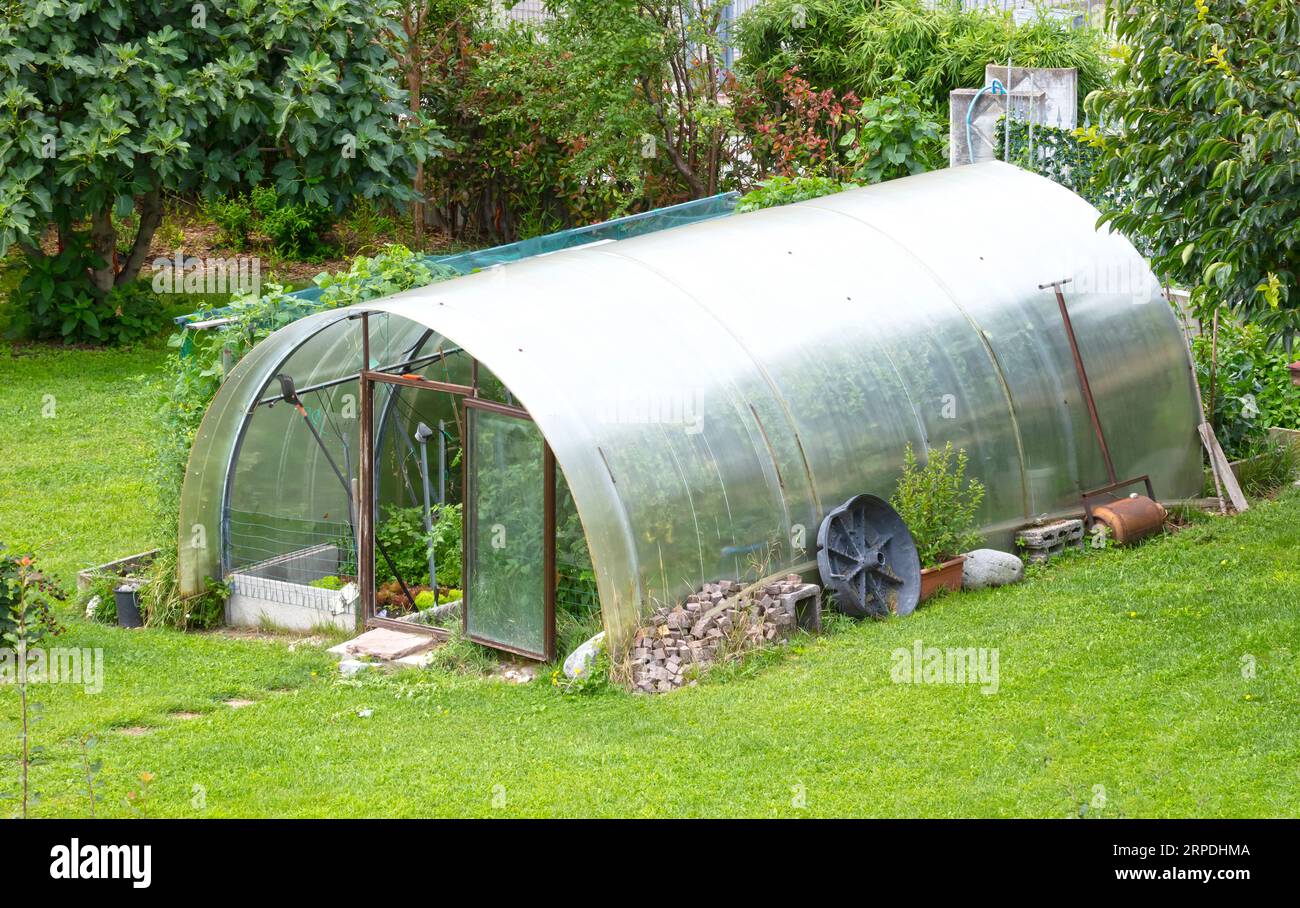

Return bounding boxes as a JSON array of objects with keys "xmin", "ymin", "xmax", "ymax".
[
  {"xmin": 491, "ymin": 0, "xmax": 739, "ymax": 206},
  {"xmin": 0, "ymin": 0, "xmax": 447, "ymax": 295},
  {"xmin": 379, "ymin": 0, "xmax": 479, "ymax": 239},
  {"xmin": 1086, "ymin": 0, "xmax": 1300, "ymax": 345}
]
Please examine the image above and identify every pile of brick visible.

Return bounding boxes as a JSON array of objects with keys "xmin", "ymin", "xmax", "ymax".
[{"xmin": 626, "ymin": 575, "xmax": 821, "ymax": 694}]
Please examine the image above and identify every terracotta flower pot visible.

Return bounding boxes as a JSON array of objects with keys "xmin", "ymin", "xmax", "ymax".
[{"xmin": 919, "ymin": 556, "xmax": 966, "ymax": 601}]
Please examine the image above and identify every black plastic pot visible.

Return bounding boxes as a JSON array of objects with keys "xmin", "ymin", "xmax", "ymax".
[{"xmin": 114, "ymin": 585, "xmax": 143, "ymax": 628}]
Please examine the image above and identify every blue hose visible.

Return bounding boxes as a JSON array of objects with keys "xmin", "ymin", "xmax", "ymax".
[{"xmin": 966, "ymin": 79, "xmax": 1007, "ymax": 165}]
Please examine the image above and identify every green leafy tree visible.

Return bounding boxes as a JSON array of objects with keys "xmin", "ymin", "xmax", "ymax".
[
  {"xmin": 1086, "ymin": 0, "xmax": 1300, "ymax": 344},
  {"xmin": 477, "ymin": 0, "xmax": 739, "ymax": 210},
  {"xmin": 0, "ymin": 0, "xmax": 447, "ymax": 296}
]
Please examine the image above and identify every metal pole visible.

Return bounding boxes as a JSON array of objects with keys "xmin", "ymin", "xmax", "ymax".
[
  {"xmin": 416, "ymin": 423, "xmax": 437, "ymax": 591},
  {"xmin": 1005, "ymin": 56, "xmax": 1013, "ymax": 164},
  {"xmin": 1040, "ymin": 279, "xmax": 1118, "ymax": 485},
  {"xmin": 438, "ymin": 418, "xmax": 447, "ymax": 504},
  {"xmin": 358, "ymin": 313, "xmax": 375, "ymax": 633}
]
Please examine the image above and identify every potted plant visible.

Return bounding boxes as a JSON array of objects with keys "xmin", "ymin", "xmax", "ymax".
[{"xmin": 890, "ymin": 442, "xmax": 986, "ymax": 600}]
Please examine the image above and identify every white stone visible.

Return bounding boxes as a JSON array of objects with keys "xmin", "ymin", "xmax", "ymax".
[
  {"xmin": 961, "ymin": 548, "xmax": 1025, "ymax": 590},
  {"xmin": 562, "ymin": 631, "xmax": 606, "ymax": 679}
]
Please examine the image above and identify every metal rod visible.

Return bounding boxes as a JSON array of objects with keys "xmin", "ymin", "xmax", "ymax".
[
  {"xmin": 1040, "ymin": 278, "xmax": 1118, "ymax": 485},
  {"xmin": 416, "ymin": 423, "xmax": 437, "ymax": 591},
  {"xmin": 1005, "ymin": 56, "xmax": 1013, "ymax": 164},
  {"xmin": 255, "ymin": 348, "xmax": 463, "ymax": 408},
  {"xmin": 438, "ymin": 418, "xmax": 446, "ymax": 504},
  {"xmin": 544, "ymin": 442, "xmax": 557, "ymax": 663},
  {"xmin": 358, "ymin": 313, "xmax": 375, "ymax": 633}
]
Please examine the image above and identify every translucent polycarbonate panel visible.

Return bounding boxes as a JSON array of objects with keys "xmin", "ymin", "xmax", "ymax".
[
  {"xmin": 612, "ymin": 202, "xmax": 1028, "ymax": 542},
  {"xmin": 177, "ymin": 310, "xmax": 352, "ymax": 597},
  {"xmin": 225, "ymin": 162, "xmax": 1202, "ymax": 649},
  {"xmin": 179, "ymin": 309, "xmax": 442, "ymax": 597},
  {"xmin": 465, "ymin": 408, "xmax": 546, "ymax": 656},
  {"xmin": 373, "ymin": 349, "xmax": 472, "ymax": 512},
  {"xmin": 810, "ymin": 166, "xmax": 1202, "ymax": 517}
]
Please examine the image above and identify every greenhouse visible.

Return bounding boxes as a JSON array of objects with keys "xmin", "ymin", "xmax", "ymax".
[{"xmin": 177, "ymin": 162, "xmax": 1204, "ymax": 659}]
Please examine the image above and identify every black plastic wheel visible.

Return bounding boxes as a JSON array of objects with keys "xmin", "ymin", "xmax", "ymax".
[{"xmin": 815, "ymin": 494, "xmax": 921, "ymax": 619}]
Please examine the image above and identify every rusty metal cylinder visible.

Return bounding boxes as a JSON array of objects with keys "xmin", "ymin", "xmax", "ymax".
[{"xmin": 1091, "ymin": 496, "xmax": 1166, "ymax": 545}]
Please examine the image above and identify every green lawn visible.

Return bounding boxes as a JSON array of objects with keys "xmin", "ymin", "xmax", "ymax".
[
  {"xmin": 0, "ymin": 340, "xmax": 170, "ymax": 582},
  {"xmin": 2, "ymin": 343, "xmax": 1300, "ymax": 817}
]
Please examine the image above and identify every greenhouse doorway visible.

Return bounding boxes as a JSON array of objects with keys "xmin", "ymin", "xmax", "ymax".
[{"xmin": 357, "ymin": 316, "xmax": 557, "ymax": 660}]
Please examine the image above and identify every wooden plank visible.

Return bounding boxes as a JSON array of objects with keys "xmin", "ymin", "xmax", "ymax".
[{"xmin": 1198, "ymin": 422, "xmax": 1249, "ymax": 513}]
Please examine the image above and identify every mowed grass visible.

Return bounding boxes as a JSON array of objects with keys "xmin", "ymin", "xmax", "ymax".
[
  {"xmin": 0, "ymin": 340, "xmax": 170, "ymax": 583},
  {"xmin": 2, "ymin": 339, "xmax": 1299, "ymax": 817}
]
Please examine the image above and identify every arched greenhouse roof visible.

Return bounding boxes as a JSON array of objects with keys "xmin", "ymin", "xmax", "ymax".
[{"xmin": 180, "ymin": 162, "xmax": 1202, "ymax": 646}]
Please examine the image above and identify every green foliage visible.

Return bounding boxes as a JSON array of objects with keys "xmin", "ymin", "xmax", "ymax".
[
  {"xmin": 1192, "ymin": 320, "xmax": 1300, "ymax": 459},
  {"xmin": 993, "ymin": 118, "xmax": 1122, "ymax": 212},
  {"xmin": 310, "ymin": 575, "xmax": 345, "ymax": 591},
  {"xmin": 9, "ymin": 238, "xmax": 105, "ymax": 344},
  {"xmin": 261, "ymin": 201, "xmax": 334, "ymax": 260},
  {"xmin": 313, "ymin": 246, "xmax": 456, "ymax": 308},
  {"xmin": 736, "ymin": 175, "xmax": 854, "ymax": 212},
  {"xmin": 736, "ymin": 0, "xmax": 1110, "ymax": 115},
  {"xmin": 202, "ymin": 195, "xmax": 257, "ymax": 251},
  {"xmin": 890, "ymin": 442, "xmax": 986, "ymax": 569},
  {"xmin": 200, "ymin": 186, "xmax": 336, "ymax": 259},
  {"xmin": 0, "ymin": 0, "xmax": 448, "ymax": 293},
  {"xmin": 1, "ymin": 546, "xmax": 65, "ymax": 645},
  {"xmin": 1231, "ymin": 438, "xmax": 1300, "ymax": 499},
  {"xmin": 413, "ymin": 588, "xmax": 461, "ymax": 609},
  {"xmin": 375, "ymin": 504, "xmax": 463, "ymax": 589},
  {"xmin": 430, "ymin": 0, "xmax": 742, "ymax": 241},
  {"xmin": 7, "ymin": 237, "xmax": 165, "ymax": 346},
  {"xmin": 77, "ymin": 575, "xmax": 120, "ymax": 624},
  {"xmin": 1086, "ymin": 0, "xmax": 1300, "ymax": 345},
  {"xmin": 841, "ymin": 77, "xmax": 944, "ymax": 183},
  {"xmin": 101, "ymin": 282, "xmax": 166, "ymax": 346}
]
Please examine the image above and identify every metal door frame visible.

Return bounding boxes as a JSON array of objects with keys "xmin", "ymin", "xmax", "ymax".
[
  {"xmin": 461, "ymin": 397, "xmax": 557, "ymax": 662},
  {"xmin": 357, "ymin": 313, "xmax": 556, "ymax": 658}
]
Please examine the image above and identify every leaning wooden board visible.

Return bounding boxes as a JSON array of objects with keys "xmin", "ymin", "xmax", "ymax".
[{"xmin": 1198, "ymin": 422, "xmax": 1249, "ymax": 513}]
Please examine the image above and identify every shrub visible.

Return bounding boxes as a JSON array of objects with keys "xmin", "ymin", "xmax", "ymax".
[
  {"xmin": 731, "ymin": 67, "xmax": 862, "ymax": 180},
  {"xmin": 1, "ymin": 546, "xmax": 65, "ymax": 643},
  {"xmin": 1231, "ymin": 438, "xmax": 1300, "ymax": 499},
  {"xmin": 9, "ymin": 239, "xmax": 105, "ymax": 344},
  {"xmin": 8, "ymin": 241, "xmax": 164, "ymax": 346},
  {"xmin": 1192, "ymin": 320, "xmax": 1300, "ymax": 459},
  {"xmin": 202, "ymin": 194, "xmax": 256, "ymax": 251},
  {"xmin": 101, "ymin": 282, "xmax": 167, "ymax": 346},
  {"xmin": 841, "ymin": 77, "xmax": 944, "ymax": 183},
  {"xmin": 736, "ymin": 175, "xmax": 855, "ymax": 212},
  {"xmin": 890, "ymin": 442, "xmax": 986, "ymax": 569},
  {"xmin": 261, "ymin": 202, "xmax": 335, "ymax": 260}
]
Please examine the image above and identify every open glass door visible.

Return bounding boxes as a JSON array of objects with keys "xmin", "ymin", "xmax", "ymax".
[{"xmin": 463, "ymin": 399, "xmax": 556, "ymax": 660}]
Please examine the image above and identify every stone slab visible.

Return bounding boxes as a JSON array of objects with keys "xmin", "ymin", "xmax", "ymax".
[{"xmin": 328, "ymin": 627, "xmax": 438, "ymax": 661}]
